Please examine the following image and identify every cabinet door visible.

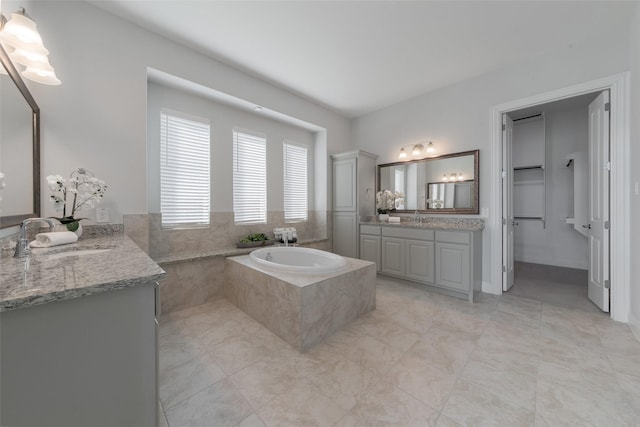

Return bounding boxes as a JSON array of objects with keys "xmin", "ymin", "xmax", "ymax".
[
  {"xmin": 382, "ymin": 237, "xmax": 405, "ymax": 276},
  {"xmin": 333, "ymin": 212, "xmax": 357, "ymax": 258},
  {"xmin": 333, "ymin": 158, "xmax": 357, "ymax": 211},
  {"xmin": 436, "ymin": 242, "xmax": 470, "ymax": 292},
  {"xmin": 360, "ymin": 235, "xmax": 381, "ymax": 272},
  {"xmin": 406, "ymin": 239, "xmax": 435, "ymax": 283}
]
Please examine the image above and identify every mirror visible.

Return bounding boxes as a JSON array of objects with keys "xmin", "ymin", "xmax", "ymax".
[
  {"xmin": 0, "ymin": 44, "xmax": 40, "ymax": 228},
  {"xmin": 378, "ymin": 149, "xmax": 479, "ymax": 214}
]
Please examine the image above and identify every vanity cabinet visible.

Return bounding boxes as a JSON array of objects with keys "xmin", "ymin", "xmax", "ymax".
[
  {"xmin": 331, "ymin": 150, "xmax": 378, "ymax": 258},
  {"xmin": 361, "ymin": 224, "xmax": 482, "ymax": 302},
  {"xmin": 0, "ymin": 283, "xmax": 160, "ymax": 427}
]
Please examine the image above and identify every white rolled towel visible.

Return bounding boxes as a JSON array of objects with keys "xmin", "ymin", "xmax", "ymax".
[
  {"xmin": 30, "ymin": 231, "xmax": 78, "ymax": 248},
  {"xmin": 388, "ymin": 216, "xmax": 401, "ymax": 223}
]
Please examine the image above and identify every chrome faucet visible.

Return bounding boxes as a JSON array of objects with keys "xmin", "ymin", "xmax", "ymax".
[{"xmin": 13, "ymin": 218, "xmax": 56, "ymax": 258}]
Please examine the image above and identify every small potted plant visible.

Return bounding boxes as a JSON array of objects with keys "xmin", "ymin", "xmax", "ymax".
[
  {"xmin": 47, "ymin": 168, "xmax": 107, "ymax": 236},
  {"xmin": 237, "ymin": 232, "xmax": 274, "ymax": 248}
]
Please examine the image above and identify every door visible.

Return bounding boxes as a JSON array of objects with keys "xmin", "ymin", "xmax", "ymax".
[
  {"xmin": 332, "ymin": 212, "xmax": 357, "ymax": 258},
  {"xmin": 332, "ymin": 157, "xmax": 357, "ymax": 211},
  {"xmin": 587, "ymin": 91, "xmax": 610, "ymax": 312},
  {"xmin": 436, "ymin": 242, "xmax": 470, "ymax": 292},
  {"xmin": 381, "ymin": 237, "xmax": 405, "ymax": 276},
  {"xmin": 502, "ymin": 115, "xmax": 515, "ymax": 291},
  {"xmin": 406, "ymin": 239, "xmax": 435, "ymax": 283},
  {"xmin": 360, "ymin": 234, "xmax": 381, "ymax": 272}
]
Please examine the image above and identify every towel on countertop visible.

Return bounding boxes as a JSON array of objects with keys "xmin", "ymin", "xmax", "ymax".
[{"xmin": 30, "ymin": 231, "xmax": 78, "ymax": 248}]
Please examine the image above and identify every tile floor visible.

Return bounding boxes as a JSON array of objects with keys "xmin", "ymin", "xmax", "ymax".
[{"xmin": 158, "ymin": 275, "xmax": 640, "ymax": 426}]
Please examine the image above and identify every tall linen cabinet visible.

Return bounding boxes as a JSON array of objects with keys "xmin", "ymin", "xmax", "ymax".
[{"xmin": 331, "ymin": 150, "xmax": 378, "ymax": 258}]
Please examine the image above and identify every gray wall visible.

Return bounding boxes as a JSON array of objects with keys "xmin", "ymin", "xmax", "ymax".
[{"xmin": 352, "ymin": 23, "xmax": 631, "ymax": 294}]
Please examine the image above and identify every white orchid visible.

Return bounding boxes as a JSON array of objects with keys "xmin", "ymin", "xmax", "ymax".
[
  {"xmin": 376, "ymin": 190, "xmax": 405, "ymax": 213},
  {"xmin": 46, "ymin": 170, "xmax": 107, "ymax": 224}
]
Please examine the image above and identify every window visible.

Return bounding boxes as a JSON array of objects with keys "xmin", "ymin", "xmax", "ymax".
[
  {"xmin": 233, "ymin": 128, "xmax": 267, "ymax": 224},
  {"xmin": 160, "ymin": 110, "xmax": 210, "ymax": 228},
  {"xmin": 283, "ymin": 141, "xmax": 308, "ymax": 222}
]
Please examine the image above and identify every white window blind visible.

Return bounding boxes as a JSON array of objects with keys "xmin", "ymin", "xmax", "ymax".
[
  {"xmin": 233, "ymin": 128, "xmax": 267, "ymax": 224},
  {"xmin": 283, "ymin": 141, "xmax": 308, "ymax": 222},
  {"xmin": 160, "ymin": 110, "xmax": 210, "ymax": 228}
]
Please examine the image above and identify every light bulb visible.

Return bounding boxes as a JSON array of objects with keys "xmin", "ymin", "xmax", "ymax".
[
  {"xmin": 398, "ymin": 148, "xmax": 407, "ymax": 159},
  {"xmin": 426, "ymin": 142, "xmax": 435, "ymax": 154}
]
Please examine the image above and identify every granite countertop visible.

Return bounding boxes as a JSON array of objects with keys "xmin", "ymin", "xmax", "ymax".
[
  {"xmin": 0, "ymin": 234, "xmax": 165, "ymax": 312},
  {"xmin": 361, "ymin": 217, "xmax": 484, "ymax": 231}
]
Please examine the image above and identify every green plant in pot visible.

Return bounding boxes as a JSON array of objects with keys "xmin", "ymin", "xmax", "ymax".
[
  {"xmin": 240, "ymin": 233, "xmax": 268, "ymax": 244},
  {"xmin": 47, "ymin": 168, "xmax": 107, "ymax": 234}
]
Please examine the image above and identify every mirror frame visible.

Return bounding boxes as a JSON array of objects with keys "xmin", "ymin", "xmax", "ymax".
[
  {"xmin": 0, "ymin": 44, "xmax": 41, "ymax": 228},
  {"xmin": 377, "ymin": 149, "xmax": 479, "ymax": 215}
]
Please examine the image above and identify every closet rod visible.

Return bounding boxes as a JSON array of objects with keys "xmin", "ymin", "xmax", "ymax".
[{"xmin": 513, "ymin": 113, "xmax": 543, "ymax": 122}]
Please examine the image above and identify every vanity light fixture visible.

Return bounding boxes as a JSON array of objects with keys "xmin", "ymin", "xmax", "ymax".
[
  {"xmin": 397, "ymin": 141, "xmax": 435, "ymax": 160},
  {"xmin": 442, "ymin": 174, "xmax": 448, "ymax": 182},
  {"xmin": 0, "ymin": 8, "xmax": 61, "ymax": 85}
]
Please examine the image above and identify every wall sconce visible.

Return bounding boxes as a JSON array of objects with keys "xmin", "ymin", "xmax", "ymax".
[
  {"xmin": 0, "ymin": 8, "xmax": 61, "ymax": 85},
  {"xmin": 398, "ymin": 141, "xmax": 435, "ymax": 159}
]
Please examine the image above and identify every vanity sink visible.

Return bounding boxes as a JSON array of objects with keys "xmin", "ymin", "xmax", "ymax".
[{"xmin": 43, "ymin": 248, "xmax": 113, "ymax": 260}]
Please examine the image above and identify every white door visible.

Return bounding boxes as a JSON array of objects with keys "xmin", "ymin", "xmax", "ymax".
[
  {"xmin": 502, "ymin": 115, "xmax": 515, "ymax": 291},
  {"xmin": 587, "ymin": 91, "xmax": 610, "ymax": 312}
]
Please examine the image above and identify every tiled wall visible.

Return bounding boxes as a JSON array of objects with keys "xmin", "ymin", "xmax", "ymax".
[{"xmin": 123, "ymin": 211, "xmax": 332, "ymax": 314}]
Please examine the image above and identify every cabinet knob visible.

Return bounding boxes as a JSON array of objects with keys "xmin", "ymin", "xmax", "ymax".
[{"xmin": 582, "ymin": 224, "xmax": 592, "ymax": 229}]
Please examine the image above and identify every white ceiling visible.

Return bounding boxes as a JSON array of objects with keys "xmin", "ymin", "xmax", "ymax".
[{"xmin": 88, "ymin": 1, "xmax": 637, "ymax": 118}]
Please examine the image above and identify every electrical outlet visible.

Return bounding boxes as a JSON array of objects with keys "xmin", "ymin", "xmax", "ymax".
[{"xmin": 96, "ymin": 207, "xmax": 109, "ymax": 223}]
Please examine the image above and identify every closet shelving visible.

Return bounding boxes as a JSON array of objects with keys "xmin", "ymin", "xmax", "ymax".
[{"xmin": 512, "ymin": 114, "xmax": 546, "ymax": 228}]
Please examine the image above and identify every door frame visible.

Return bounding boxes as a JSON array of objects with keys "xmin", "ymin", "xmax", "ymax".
[{"xmin": 490, "ymin": 72, "xmax": 630, "ymax": 322}]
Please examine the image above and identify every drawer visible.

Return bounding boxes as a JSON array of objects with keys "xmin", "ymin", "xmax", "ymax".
[
  {"xmin": 436, "ymin": 230, "xmax": 470, "ymax": 245},
  {"xmin": 360, "ymin": 224, "xmax": 381, "ymax": 236},
  {"xmin": 382, "ymin": 226, "xmax": 434, "ymax": 241}
]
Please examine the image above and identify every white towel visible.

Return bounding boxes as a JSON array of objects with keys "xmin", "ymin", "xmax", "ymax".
[
  {"xmin": 388, "ymin": 217, "xmax": 401, "ymax": 223},
  {"xmin": 30, "ymin": 231, "xmax": 78, "ymax": 248}
]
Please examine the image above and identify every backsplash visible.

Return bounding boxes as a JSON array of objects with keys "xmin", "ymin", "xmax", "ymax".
[{"xmin": 124, "ymin": 210, "xmax": 330, "ymax": 259}]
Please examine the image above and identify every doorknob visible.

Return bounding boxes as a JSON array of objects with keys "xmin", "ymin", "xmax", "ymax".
[{"xmin": 582, "ymin": 224, "xmax": 592, "ymax": 229}]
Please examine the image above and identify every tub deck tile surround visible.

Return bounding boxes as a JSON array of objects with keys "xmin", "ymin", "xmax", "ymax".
[{"xmin": 225, "ymin": 255, "xmax": 376, "ymax": 352}]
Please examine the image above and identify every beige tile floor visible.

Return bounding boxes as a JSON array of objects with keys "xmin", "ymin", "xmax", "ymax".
[{"xmin": 158, "ymin": 276, "xmax": 640, "ymax": 427}]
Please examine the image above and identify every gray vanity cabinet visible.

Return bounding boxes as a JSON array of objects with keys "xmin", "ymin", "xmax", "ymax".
[
  {"xmin": 1, "ymin": 283, "xmax": 159, "ymax": 427},
  {"xmin": 331, "ymin": 150, "xmax": 378, "ymax": 258},
  {"xmin": 361, "ymin": 224, "xmax": 482, "ymax": 302},
  {"xmin": 381, "ymin": 227, "xmax": 434, "ymax": 282}
]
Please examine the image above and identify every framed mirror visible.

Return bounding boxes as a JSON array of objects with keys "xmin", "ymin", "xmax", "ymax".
[
  {"xmin": 0, "ymin": 43, "xmax": 40, "ymax": 228},
  {"xmin": 378, "ymin": 149, "xmax": 479, "ymax": 214}
]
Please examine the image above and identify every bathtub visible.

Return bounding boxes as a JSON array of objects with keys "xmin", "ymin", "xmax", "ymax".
[{"xmin": 250, "ymin": 246, "xmax": 347, "ymax": 274}]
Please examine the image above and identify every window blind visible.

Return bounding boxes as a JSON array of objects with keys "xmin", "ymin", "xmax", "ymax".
[
  {"xmin": 233, "ymin": 128, "xmax": 267, "ymax": 224},
  {"xmin": 283, "ymin": 141, "xmax": 308, "ymax": 222},
  {"xmin": 160, "ymin": 110, "xmax": 210, "ymax": 228}
]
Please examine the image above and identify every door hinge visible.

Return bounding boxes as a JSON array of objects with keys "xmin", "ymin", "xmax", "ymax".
[
  {"xmin": 502, "ymin": 265, "xmax": 506, "ymax": 273},
  {"xmin": 604, "ymin": 221, "xmax": 610, "ymax": 230},
  {"xmin": 502, "ymin": 124, "xmax": 506, "ymax": 131},
  {"xmin": 502, "ymin": 218, "xmax": 507, "ymax": 225},
  {"xmin": 604, "ymin": 102, "xmax": 610, "ymax": 112},
  {"xmin": 604, "ymin": 161, "xmax": 611, "ymax": 171},
  {"xmin": 604, "ymin": 279, "xmax": 610, "ymax": 289},
  {"xmin": 501, "ymin": 170, "xmax": 507, "ymax": 179}
]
